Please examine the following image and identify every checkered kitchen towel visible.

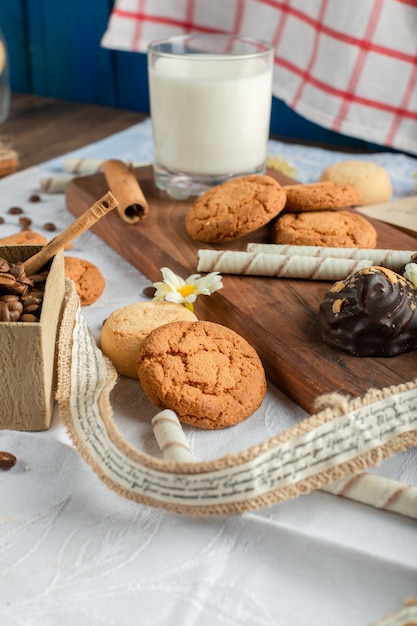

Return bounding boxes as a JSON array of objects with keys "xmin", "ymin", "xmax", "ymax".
[{"xmin": 101, "ymin": 0, "xmax": 417, "ymax": 156}]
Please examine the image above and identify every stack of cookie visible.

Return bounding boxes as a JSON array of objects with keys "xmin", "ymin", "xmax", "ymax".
[
  {"xmin": 272, "ymin": 181, "xmax": 376, "ymax": 249},
  {"xmin": 185, "ymin": 160, "xmax": 393, "ymax": 249}
]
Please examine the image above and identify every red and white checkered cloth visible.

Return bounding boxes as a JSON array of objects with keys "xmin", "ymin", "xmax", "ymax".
[{"xmin": 101, "ymin": 0, "xmax": 417, "ymax": 155}]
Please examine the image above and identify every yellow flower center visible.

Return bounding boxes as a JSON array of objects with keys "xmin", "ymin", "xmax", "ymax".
[{"xmin": 178, "ymin": 285, "xmax": 196, "ymax": 298}]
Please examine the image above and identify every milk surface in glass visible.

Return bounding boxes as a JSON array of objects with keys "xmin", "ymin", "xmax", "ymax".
[{"xmin": 150, "ymin": 55, "xmax": 272, "ymax": 176}]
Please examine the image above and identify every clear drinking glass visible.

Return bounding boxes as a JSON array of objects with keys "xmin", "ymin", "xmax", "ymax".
[
  {"xmin": 0, "ymin": 27, "xmax": 10, "ymax": 124},
  {"xmin": 148, "ymin": 34, "xmax": 273, "ymax": 199}
]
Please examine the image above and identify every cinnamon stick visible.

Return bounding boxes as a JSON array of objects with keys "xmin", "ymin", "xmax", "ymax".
[
  {"xmin": 23, "ymin": 191, "xmax": 118, "ymax": 275},
  {"xmin": 102, "ymin": 159, "xmax": 149, "ymax": 224}
]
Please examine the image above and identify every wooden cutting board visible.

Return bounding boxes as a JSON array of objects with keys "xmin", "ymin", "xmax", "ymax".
[{"xmin": 66, "ymin": 166, "xmax": 417, "ymax": 413}]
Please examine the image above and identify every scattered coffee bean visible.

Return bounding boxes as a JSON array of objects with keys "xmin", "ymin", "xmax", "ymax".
[
  {"xmin": 29, "ymin": 194, "xmax": 41, "ymax": 202},
  {"xmin": 19, "ymin": 216, "xmax": 32, "ymax": 229},
  {"xmin": 0, "ymin": 217, "xmax": 4, "ymax": 224},
  {"xmin": 0, "ymin": 451, "xmax": 16, "ymax": 470},
  {"xmin": 8, "ymin": 206, "xmax": 23, "ymax": 215},
  {"xmin": 43, "ymin": 222, "xmax": 56, "ymax": 232},
  {"xmin": 142, "ymin": 286, "xmax": 156, "ymax": 298}
]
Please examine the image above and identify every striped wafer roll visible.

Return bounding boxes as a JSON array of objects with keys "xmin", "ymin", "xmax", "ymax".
[
  {"xmin": 151, "ymin": 409, "xmax": 195, "ymax": 463},
  {"xmin": 62, "ymin": 157, "xmax": 150, "ymax": 175},
  {"xmin": 197, "ymin": 249, "xmax": 372, "ymax": 280},
  {"xmin": 322, "ymin": 472, "xmax": 417, "ymax": 519},
  {"xmin": 247, "ymin": 243, "xmax": 415, "ymax": 273},
  {"xmin": 40, "ymin": 174, "xmax": 75, "ymax": 193}
]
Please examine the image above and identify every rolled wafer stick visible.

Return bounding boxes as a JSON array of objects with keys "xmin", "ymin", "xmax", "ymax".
[
  {"xmin": 63, "ymin": 157, "xmax": 150, "ymax": 175},
  {"xmin": 247, "ymin": 243, "xmax": 415, "ymax": 273},
  {"xmin": 40, "ymin": 174, "xmax": 75, "ymax": 193},
  {"xmin": 151, "ymin": 409, "xmax": 195, "ymax": 463},
  {"xmin": 102, "ymin": 159, "xmax": 149, "ymax": 224},
  {"xmin": 23, "ymin": 191, "xmax": 118, "ymax": 276},
  {"xmin": 197, "ymin": 249, "xmax": 372, "ymax": 280},
  {"xmin": 322, "ymin": 472, "xmax": 417, "ymax": 520},
  {"xmin": 63, "ymin": 157, "xmax": 107, "ymax": 174}
]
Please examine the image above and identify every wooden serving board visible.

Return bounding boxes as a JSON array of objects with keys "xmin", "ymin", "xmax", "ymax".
[{"xmin": 66, "ymin": 166, "xmax": 417, "ymax": 413}]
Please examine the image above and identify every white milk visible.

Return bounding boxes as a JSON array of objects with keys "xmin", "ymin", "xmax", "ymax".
[{"xmin": 149, "ymin": 56, "xmax": 272, "ymax": 176}]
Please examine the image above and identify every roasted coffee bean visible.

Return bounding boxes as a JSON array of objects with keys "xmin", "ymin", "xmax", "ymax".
[
  {"xmin": 19, "ymin": 216, "xmax": 32, "ymax": 229},
  {"xmin": 0, "ymin": 217, "xmax": 4, "ymax": 225},
  {"xmin": 21, "ymin": 295, "xmax": 41, "ymax": 306},
  {"xmin": 23, "ymin": 303, "xmax": 40, "ymax": 314},
  {"xmin": 8, "ymin": 206, "xmax": 23, "ymax": 215},
  {"xmin": 28, "ymin": 273, "xmax": 47, "ymax": 285},
  {"xmin": 0, "ymin": 273, "xmax": 18, "ymax": 289},
  {"xmin": 43, "ymin": 222, "xmax": 56, "ymax": 231},
  {"xmin": 11, "ymin": 283, "xmax": 29, "ymax": 297},
  {"xmin": 8, "ymin": 300, "xmax": 23, "ymax": 320},
  {"xmin": 0, "ymin": 294, "xmax": 19, "ymax": 302},
  {"xmin": 0, "ymin": 257, "xmax": 10, "ymax": 272},
  {"xmin": 8, "ymin": 263, "xmax": 25, "ymax": 279},
  {"xmin": 29, "ymin": 194, "xmax": 41, "ymax": 202},
  {"xmin": 0, "ymin": 300, "xmax": 10, "ymax": 321},
  {"xmin": 20, "ymin": 313, "xmax": 39, "ymax": 322},
  {"xmin": 0, "ymin": 451, "xmax": 16, "ymax": 470}
]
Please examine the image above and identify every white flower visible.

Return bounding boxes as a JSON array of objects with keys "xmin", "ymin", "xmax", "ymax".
[
  {"xmin": 152, "ymin": 267, "xmax": 223, "ymax": 312},
  {"xmin": 404, "ymin": 263, "xmax": 417, "ymax": 288}
]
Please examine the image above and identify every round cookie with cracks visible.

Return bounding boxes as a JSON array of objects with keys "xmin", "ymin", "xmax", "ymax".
[
  {"xmin": 137, "ymin": 320, "xmax": 267, "ymax": 429},
  {"xmin": 272, "ymin": 209, "xmax": 377, "ymax": 248},
  {"xmin": 282, "ymin": 181, "xmax": 360, "ymax": 212},
  {"xmin": 185, "ymin": 174, "xmax": 286, "ymax": 243},
  {"xmin": 64, "ymin": 256, "xmax": 105, "ymax": 306}
]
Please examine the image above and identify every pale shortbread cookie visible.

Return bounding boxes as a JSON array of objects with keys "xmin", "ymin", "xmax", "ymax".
[
  {"xmin": 100, "ymin": 301, "xmax": 198, "ymax": 379},
  {"xmin": 320, "ymin": 160, "xmax": 392, "ymax": 206}
]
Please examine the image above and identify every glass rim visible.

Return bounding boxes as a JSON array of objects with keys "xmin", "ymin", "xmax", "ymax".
[{"xmin": 147, "ymin": 33, "xmax": 273, "ymax": 60}]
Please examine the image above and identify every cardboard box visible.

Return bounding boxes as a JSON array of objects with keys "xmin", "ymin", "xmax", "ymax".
[{"xmin": 0, "ymin": 245, "xmax": 65, "ymax": 431}]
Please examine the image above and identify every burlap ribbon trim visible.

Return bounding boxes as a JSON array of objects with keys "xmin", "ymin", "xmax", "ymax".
[{"xmin": 56, "ymin": 281, "xmax": 417, "ymax": 516}]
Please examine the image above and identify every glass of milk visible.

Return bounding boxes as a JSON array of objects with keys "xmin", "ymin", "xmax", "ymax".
[{"xmin": 148, "ymin": 35, "xmax": 273, "ymax": 199}]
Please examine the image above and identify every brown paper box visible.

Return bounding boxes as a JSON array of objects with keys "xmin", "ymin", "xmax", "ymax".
[{"xmin": 0, "ymin": 245, "xmax": 66, "ymax": 431}]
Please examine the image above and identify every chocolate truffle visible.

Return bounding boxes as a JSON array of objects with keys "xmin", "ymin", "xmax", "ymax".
[{"xmin": 317, "ymin": 266, "xmax": 417, "ymax": 357}]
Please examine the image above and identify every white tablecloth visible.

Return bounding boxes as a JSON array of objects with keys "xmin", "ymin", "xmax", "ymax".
[
  {"xmin": 101, "ymin": 0, "xmax": 417, "ymax": 156},
  {"xmin": 1, "ymin": 122, "xmax": 417, "ymax": 625}
]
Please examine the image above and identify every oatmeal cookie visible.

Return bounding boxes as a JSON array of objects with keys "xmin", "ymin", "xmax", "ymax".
[
  {"xmin": 64, "ymin": 256, "xmax": 105, "ymax": 306},
  {"xmin": 185, "ymin": 174, "xmax": 286, "ymax": 243},
  {"xmin": 283, "ymin": 181, "xmax": 360, "ymax": 212},
  {"xmin": 137, "ymin": 320, "xmax": 267, "ymax": 429},
  {"xmin": 272, "ymin": 209, "xmax": 377, "ymax": 248}
]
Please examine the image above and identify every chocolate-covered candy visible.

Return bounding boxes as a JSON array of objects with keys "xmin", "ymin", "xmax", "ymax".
[{"xmin": 317, "ymin": 266, "xmax": 417, "ymax": 357}]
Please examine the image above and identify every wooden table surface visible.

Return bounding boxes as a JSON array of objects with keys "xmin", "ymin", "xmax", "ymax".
[{"xmin": 1, "ymin": 93, "xmax": 147, "ymax": 170}]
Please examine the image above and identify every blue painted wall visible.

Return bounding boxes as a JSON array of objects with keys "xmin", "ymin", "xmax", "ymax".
[{"xmin": 0, "ymin": 1, "xmax": 384, "ymax": 151}]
